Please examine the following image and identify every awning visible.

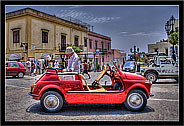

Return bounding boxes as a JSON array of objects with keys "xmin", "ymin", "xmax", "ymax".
[
  {"xmin": 9, "ymin": 53, "xmax": 21, "ymax": 60},
  {"xmin": 41, "ymin": 54, "xmax": 51, "ymax": 60}
]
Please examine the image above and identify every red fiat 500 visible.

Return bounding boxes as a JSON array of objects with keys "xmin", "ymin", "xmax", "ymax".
[
  {"xmin": 6, "ymin": 61, "xmax": 26, "ymax": 78},
  {"xmin": 29, "ymin": 63, "xmax": 152, "ymax": 112}
]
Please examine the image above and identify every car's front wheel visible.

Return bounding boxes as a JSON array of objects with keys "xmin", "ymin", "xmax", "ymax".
[
  {"xmin": 40, "ymin": 91, "xmax": 63, "ymax": 113},
  {"xmin": 124, "ymin": 89, "xmax": 147, "ymax": 111},
  {"xmin": 17, "ymin": 72, "xmax": 24, "ymax": 78}
]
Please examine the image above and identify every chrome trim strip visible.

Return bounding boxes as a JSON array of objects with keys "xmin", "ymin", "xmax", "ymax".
[{"xmin": 67, "ymin": 90, "xmax": 124, "ymax": 93}]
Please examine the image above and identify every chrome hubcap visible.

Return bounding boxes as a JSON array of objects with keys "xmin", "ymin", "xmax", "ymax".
[
  {"xmin": 44, "ymin": 95, "xmax": 59, "ymax": 110},
  {"xmin": 18, "ymin": 72, "xmax": 23, "ymax": 77},
  {"xmin": 148, "ymin": 74, "xmax": 155, "ymax": 82},
  {"xmin": 128, "ymin": 93, "xmax": 143, "ymax": 109}
]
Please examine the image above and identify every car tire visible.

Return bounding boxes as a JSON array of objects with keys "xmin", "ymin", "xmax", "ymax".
[
  {"xmin": 124, "ymin": 89, "xmax": 147, "ymax": 111},
  {"xmin": 145, "ymin": 72, "xmax": 157, "ymax": 83},
  {"xmin": 40, "ymin": 91, "xmax": 63, "ymax": 113},
  {"xmin": 17, "ymin": 72, "xmax": 24, "ymax": 78}
]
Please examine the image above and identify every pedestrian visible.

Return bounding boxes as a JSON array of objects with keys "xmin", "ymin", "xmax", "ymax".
[
  {"xmin": 34, "ymin": 60, "xmax": 37, "ymax": 76},
  {"xmin": 37, "ymin": 63, "xmax": 41, "ymax": 74},
  {"xmin": 121, "ymin": 63, "xmax": 124, "ymax": 71},
  {"xmin": 82, "ymin": 60, "xmax": 90, "ymax": 79},
  {"xmin": 26, "ymin": 60, "xmax": 31, "ymax": 76},
  {"xmin": 54, "ymin": 60, "xmax": 59, "ymax": 68},
  {"xmin": 88, "ymin": 63, "xmax": 91, "ymax": 72},
  {"xmin": 63, "ymin": 47, "xmax": 80, "ymax": 73},
  {"xmin": 31, "ymin": 60, "xmax": 36, "ymax": 76}
]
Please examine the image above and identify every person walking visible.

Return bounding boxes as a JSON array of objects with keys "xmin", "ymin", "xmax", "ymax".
[
  {"xmin": 54, "ymin": 60, "xmax": 59, "ymax": 68},
  {"xmin": 63, "ymin": 47, "xmax": 80, "ymax": 73},
  {"xmin": 31, "ymin": 60, "xmax": 36, "ymax": 76},
  {"xmin": 82, "ymin": 60, "xmax": 90, "ymax": 79},
  {"xmin": 37, "ymin": 63, "xmax": 41, "ymax": 74},
  {"xmin": 26, "ymin": 60, "xmax": 31, "ymax": 76}
]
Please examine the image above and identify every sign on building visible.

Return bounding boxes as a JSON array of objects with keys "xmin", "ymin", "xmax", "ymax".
[{"xmin": 96, "ymin": 49, "xmax": 99, "ymax": 57}]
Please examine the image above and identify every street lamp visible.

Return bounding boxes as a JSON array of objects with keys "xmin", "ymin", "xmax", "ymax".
[
  {"xmin": 165, "ymin": 16, "xmax": 175, "ymax": 36},
  {"xmin": 165, "ymin": 16, "xmax": 176, "ymax": 61},
  {"xmin": 130, "ymin": 45, "xmax": 139, "ymax": 62}
]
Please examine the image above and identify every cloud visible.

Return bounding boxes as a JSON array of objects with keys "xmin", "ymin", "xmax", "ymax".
[
  {"xmin": 120, "ymin": 32, "xmax": 128, "ymax": 34},
  {"xmin": 56, "ymin": 8, "xmax": 120, "ymax": 24},
  {"xmin": 120, "ymin": 31, "xmax": 162, "ymax": 36}
]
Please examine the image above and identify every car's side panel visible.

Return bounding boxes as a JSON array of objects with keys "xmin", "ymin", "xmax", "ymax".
[
  {"xmin": 35, "ymin": 84, "xmax": 66, "ymax": 100},
  {"xmin": 124, "ymin": 80, "xmax": 151, "ymax": 97},
  {"xmin": 65, "ymin": 91, "xmax": 126, "ymax": 104}
]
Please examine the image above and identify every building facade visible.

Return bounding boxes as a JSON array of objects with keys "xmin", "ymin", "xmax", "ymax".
[
  {"xmin": 111, "ymin": 49, "xmax": 126, "ymax": 68},
  {"xmin": 6, "ymin": 8, "xmax": 88, "ymax": 66},
  {"xmin": 148, "ymin": 40, "xmax": 179, "ymax": 58},
  {"xmin": 87, "ymin": 31, "xmax": 113, "ymax": 70}
]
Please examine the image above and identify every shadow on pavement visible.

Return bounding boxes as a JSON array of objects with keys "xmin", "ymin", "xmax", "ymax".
[
  {"xmin": 6, "ymin": 76, "xmax": 19, "ymax": 79},
  {"xmin": 26, "ymin": 102, "xmax": 155, "ymax": 116}
]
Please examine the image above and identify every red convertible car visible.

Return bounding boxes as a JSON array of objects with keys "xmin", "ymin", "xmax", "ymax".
[{"xmin": 29, "ymin": 63, "xmax": 152, "ymax": 112}]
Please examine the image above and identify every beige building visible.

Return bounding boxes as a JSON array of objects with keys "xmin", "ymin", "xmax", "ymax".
[
  {"xmin": 148, "ymin": 40, "xmax": 179, "ymax": 57},
  {"xmin": 6, "ymin": 8, "xmax": 88, "ymax": 63}
]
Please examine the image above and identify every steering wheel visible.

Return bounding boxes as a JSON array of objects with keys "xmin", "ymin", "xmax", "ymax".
[{"xmin": 92, "ymin": 80, "xmax": 100, "ymax": 89}]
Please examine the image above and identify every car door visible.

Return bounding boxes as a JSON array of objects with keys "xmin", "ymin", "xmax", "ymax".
[
  {"xmin": 9, "ymin": 62, "xmax": 20, "ymax": 76},
  {"xmin": 160, "ymin": 59, "xmax": 175, "ymax": 76}
]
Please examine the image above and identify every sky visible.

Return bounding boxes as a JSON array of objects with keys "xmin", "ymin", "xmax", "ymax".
[{"xmin": 6, "ymin": 5, "xmax": 179, "ymax": 56}]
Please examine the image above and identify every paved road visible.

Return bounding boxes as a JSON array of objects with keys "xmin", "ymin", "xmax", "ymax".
[{"xmin": 5, "ymin": 72, "xmax": 179, "ymax": 121}]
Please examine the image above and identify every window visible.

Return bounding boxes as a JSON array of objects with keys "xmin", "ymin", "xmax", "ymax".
[
  {"xmin": 165, "ymin": 48, "xmax": 168, "ymax": 56},
  {"xmin": 101, "ymin": 42, "xmax": 104, "ymax": 52},
  {"xmin": 102, "ymin": 56, "xmax": 104, "ymax": 62},
  {"xmin": 61, "ymin": 35, "xmax": 66, "ymax": 50},
  {"xmin": 42, "ymin": 31, "xmax": 48, "ymax": 43},
  {"xmin": 10, "ymin": 62, "xmax": 19, "ymax": 67},
  {"xmin": 161, "ymin": 59, "xmax": 171, "ymax": 64},
  {"xmin": 89, "ymin": 39, "xmax": 92, "ymax": 49},
  {"xmin": 95, "ymin": 40, "xmax": 98, "ymax": 50},
  {"xmin": 108, "ymin": 43, "xmax": 110, "ymax": 50},
  {"xmin": 13, "ymin": 30, "xmax": 20, "ymax": 43},
  {"xmin": 74, "ymin": 36, "xmax": 79, "ymax": 46},
  {"xmin": 84, "ymin": 37, "xmax": 87, "ymax": 47}
]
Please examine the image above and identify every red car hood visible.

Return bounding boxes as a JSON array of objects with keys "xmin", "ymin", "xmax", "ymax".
[{"xmin": 124, "ymin": 72, "xmax": 147, "ymax": 80}]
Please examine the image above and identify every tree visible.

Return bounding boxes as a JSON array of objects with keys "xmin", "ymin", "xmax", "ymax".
[
  {"xmin": 70, "ymin": 45, "xmax": 82, "ymax": 53},
  {"xmin": 168, "ymin": 32, "xmax": 179, "ymax": 61}
]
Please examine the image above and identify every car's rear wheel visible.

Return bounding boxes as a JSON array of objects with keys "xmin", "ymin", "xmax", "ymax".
[
  {"xmin": 40, "ymin": 91, "xmax": 63, "ymax": 113},
  {"xmin": 145, "ymin": 72, "xmax": 157, "ymax": 83},
  {"xmin": 17, "ymin": 72, "xmax": 24, "ymax": 78},
  {"xmin": 124, "ymin": 89, "xmax": 147, "ymax": 111}
]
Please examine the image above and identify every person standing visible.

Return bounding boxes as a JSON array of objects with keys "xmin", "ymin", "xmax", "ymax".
[
  {"xmin": 82, "ymin": 60, "xmax": 90, "ymax": 79},
  {"xmin": 26, "ymin": 60, "xmax": 31, "ymax": 76},
  {"xmin": 54, "ymin": 60, "xmax": 59, "ymax": 68},
  {"xmin": 31, "ymin": 60, "xmax": 36, "ymax": 76},
  {"xmin": 63, "ymin": 47, "xmax": 80, "ymax": 73}
]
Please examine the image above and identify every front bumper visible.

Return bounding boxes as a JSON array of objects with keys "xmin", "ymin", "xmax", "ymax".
[{"xmin": 29, "ymin": 92, "xmax": 39, "ymax": 97}]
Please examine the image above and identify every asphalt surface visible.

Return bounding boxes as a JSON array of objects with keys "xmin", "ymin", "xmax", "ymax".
[{"xmin": 5, "ymin": 72, "xmax": 179, "ymax": 121}]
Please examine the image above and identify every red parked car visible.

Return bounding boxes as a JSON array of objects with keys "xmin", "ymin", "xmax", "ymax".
[
  {"xmin": 29, "ymin": 63, "xmax": 152, "ymax": 112},
  {"xmin": 6, "ymin": 61, "xmax": 26, "ymax": 78}
]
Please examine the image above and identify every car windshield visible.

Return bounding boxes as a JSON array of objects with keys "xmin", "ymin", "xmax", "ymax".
[{"xmin": 124, "ymin": 61, "xmax": 134, "ymax": 67}]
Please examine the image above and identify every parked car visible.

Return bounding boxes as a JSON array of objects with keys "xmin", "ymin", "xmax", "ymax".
[
  {"xmin": 6, "ymin": 61, "xmax": 26, "ymax": 78},
  {"xmin": 123, "ymin": 61, "xmax": 135, "ymax": 72},
  {"xmin": 29, "ymin": 63, "xmax": 152, "ymax": 112}
]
